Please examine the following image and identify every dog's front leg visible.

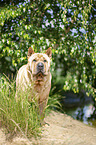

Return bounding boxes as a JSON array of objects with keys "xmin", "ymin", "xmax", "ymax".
[{"xmin": 39, "ymin": 98, "xmax": 48, "ymax": 124}]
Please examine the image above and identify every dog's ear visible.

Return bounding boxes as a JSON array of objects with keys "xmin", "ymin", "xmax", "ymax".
[
  {"xmin": 27, "ymin": 47, "xmax": 34, "ymax": 57},
  {"xmin": 46, "ymin": 48, "xmax": 52, "ymax": 58}
]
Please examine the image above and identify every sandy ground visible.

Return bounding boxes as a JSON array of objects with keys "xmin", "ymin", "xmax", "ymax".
[{"xmin": 0, "ymin": 111, "xmax": 96, "ymax": 145}]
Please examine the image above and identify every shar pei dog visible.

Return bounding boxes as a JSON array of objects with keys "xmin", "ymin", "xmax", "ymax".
[{"xmin": 16, "ymin": 47, "xmax": 52, "ymax": 120}]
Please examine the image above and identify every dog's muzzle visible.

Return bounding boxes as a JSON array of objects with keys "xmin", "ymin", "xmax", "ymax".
[{"xmin": 37, "ymin": 62, "xmax": 44, "ymax": 74}]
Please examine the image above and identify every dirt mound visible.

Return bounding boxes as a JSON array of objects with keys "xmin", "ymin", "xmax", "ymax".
[{"xmin": 0, "ymin": 111, "xmax": 96, "ymax": 145}]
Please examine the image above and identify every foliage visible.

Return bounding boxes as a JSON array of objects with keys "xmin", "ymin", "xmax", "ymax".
[{"xmin": 0, "ymin": 0, "xmax": 96, "ymax": 100}]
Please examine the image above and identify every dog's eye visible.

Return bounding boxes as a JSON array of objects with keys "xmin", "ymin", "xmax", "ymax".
[
  {"xmin": 44, "ymin": 60, "xmax": 47, "ymax": 62},
  {"xmin": 33, "ymin": 59, "xmax": 36, "ymax": 62}
]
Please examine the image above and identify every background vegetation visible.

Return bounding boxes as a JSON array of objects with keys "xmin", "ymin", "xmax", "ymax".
[
  {"xmin": 0, "ymin": 0, "xmax": 96, "ymax": 135},
  {"xmin": 0, "ymin": 0, "xmax": 96, "ymax": 98}
]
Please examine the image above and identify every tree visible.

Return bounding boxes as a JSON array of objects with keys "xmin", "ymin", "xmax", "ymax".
[{"xmin": 0, "ymin": 0, "xmax": 96, "ymax": 101}]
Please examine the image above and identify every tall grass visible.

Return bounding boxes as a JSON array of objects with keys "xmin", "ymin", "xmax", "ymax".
[
  {"xmin": 0, "ymin": 75, "xmax": 60, "ymax": 139},
  {"xmin": 0, "ymin": 75, "xmax": 41, "ymax": 138}
]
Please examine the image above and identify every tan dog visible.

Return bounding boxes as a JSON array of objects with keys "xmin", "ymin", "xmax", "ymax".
[{"xmin": 16, "ymin": 47, "xmax": 52, "ymax": 119}]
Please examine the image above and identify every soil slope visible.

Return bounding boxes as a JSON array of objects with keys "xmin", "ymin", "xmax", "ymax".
[{"xmin": 0, "ymin": 111, "xmax": 96, "ymax": 145}]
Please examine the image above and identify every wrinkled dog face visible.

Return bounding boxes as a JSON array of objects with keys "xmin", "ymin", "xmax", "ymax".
[{"xmin": 28, "ymin": 48, "xmax": 51, "ymax": 76}]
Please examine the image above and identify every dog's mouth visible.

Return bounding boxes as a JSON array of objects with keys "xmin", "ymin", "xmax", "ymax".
[
  {"xmin": 36, "ymin": 71, "xmax": 45, "ymax": 77},
  {"xmin": 34, "ymin": 71, "xmax": 45, "ymax": 84},
  {"xmin": 32, "ymin": 71, "xmax": 46, "ymax": 78}
]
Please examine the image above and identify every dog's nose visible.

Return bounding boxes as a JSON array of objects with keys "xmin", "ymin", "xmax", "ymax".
[{"xmin": 37, "ymin": 62, "xmax": 44, "ymax": 70}]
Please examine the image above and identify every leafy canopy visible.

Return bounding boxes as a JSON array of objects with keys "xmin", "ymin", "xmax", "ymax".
[{"xmin": 0, "ymin": 0, "xmax": 96, "ymax": 99}]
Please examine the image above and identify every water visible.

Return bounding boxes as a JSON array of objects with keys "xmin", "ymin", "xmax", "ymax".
[{"xmin": 64, "ymin": 103, "xmax": 96, "ymax": 127}]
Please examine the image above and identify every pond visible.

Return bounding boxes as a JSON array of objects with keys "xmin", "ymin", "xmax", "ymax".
[
  {"xmin": 64, "ymin": 103, "xmax": 96, "ymax": 127},
  {"xmin": 60, "ymin": 91, "xmax": 96, "ymax": 128}
]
